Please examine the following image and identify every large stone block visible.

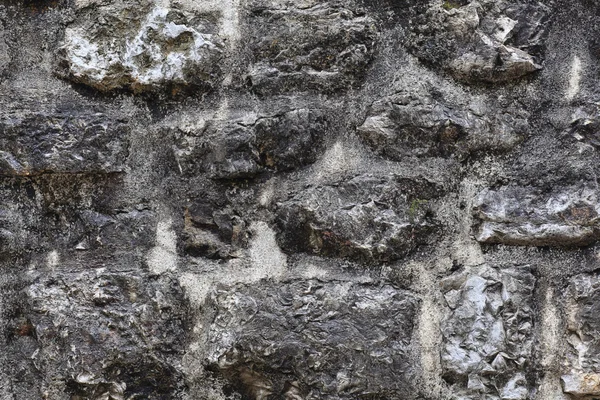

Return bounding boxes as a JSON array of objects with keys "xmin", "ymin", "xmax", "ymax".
[
  {"xmin": 0, "ymin": 109, "xmax": 129, "ymax": 175},
  {"xmin": 206, "ymin": 280, "xmax": 420, "ymax": 399},
  {"xmin": 276, "ymin": 173, "xmax": 442, "ymax": 264},
  {"xmin": 473, "ymin": 185, "xmax": 600, "ymax": 247},
  {"xmin": 174, "ymin": 108, "xmax": 327, "ymax": 179},
  {"xmin": 563, "ymin": 273, "xmax": 600, "ymax": 398},
  {"xmin": 441, "ymin": 265, "xmax": 536, "ymax": 399},
  {"xmin": 357, "ymin": 90, "xmax": 525, "ymax": 161},
  {"xmin": 23, "ymin": 270, "xmax": 188, "ymax": 399},
  {"xmin": 408, "ymin": 0, "xmax": 550, "ymax": 84},
  {"xmin": 57, "ymin": 1, "xmax": 223, "ymax": 93},
  {"xmin": 242, "ymin": 0, "xmax": 377, "ymax": 94}
]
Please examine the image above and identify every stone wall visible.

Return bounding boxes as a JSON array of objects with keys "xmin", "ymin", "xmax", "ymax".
[{"xmin": 0, "ymin": 0, "xmax": 598, "ymax": 399}]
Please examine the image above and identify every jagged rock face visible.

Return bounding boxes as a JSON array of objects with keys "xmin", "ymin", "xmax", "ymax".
[
  {"xmin": 563, "ymin": 273, "xmax": 600, "ymax": 398},
  {"xmin": 441, "ymin": 265, "xmax": 536, "ymax": 399},
  {"xmin": 0, "ymin": 105, "xmax": 129, "ymax": 175},
  {"xmin": 473, "ymin": 185, "xmax": 600, "ymax": 247},
  {"xmin": 408, "ymin": 0, "xmax": 549, "ymax": 84},
  {"xmin": 243, "ymin": 0, "xmax": 378, "ymax": 94},
  {"xmin": 276, "ymin": 173, "xmax": 443, "ymax": 264},
  {"xmin": 357, "ymin": 90, "xmax": 526, "ymax": 161},
  {"xmin": 174, "ymin": 108, "xmax": 328, "ymax": 179},
  {"xmin": 57, "ymin": 1, "xmax": 223, "ymax": 93},
  {"xmin": 206, "ymin": 280, "xmax": 420, "ymax": 399},
  {"xmin": 25, "ymin": 270, "xmax": 188, "ymax": 399}
]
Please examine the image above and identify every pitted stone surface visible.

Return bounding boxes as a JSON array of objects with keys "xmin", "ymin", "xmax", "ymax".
[
  {"xmin": 473, "ymin": 185, "xmax": 600, "ymax": 247},
  {"xmin": 358, "ymin": 89, "xmax": 526, "ymax": 161},
  {"xmin": 441, "ymin": 265, "xmax": 536, "ymax": 400},
  {"xmin": 276, "ymin": 173, "xmax": 443, "ymax": 264},
  {"xmin": 408, "ymin": 0, "xmax": 549, "ymax": 84},
  {"xmin": 206, "ymin": 280, "xmax": 420, "ymax": 399},
  {"xmin": 58, "ymin": 2, "xmax": 223, "ymax": 93},
  {"xmin": 242, "ymin": 0, "xmax": 378, "ymax": 94},
  {"xmin": 174, "ymin": 108, "xmax": 328, "ymax": 179},
  {"xmin": 1, "ymin": 0, "xmax": 600, "ymax": 398}
]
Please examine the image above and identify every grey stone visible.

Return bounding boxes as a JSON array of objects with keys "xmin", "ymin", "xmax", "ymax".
[
  {"xmin": 473, "ymin": 185, "xmax": 600, "ymax": 247},
  {"xmin": 409, "ymin": 1, "xmax": 549, "ymax": 84},
  {"xmin": 562, "ymin": 273, "xmax": 600, "ymax": 398},
  {"xmin": 57, "ymin": 1, "xmax": 223, "ymax": 93},
  {"xmin": 441, "ymin": 265, "xmax": 536, "ymax": 399},
  {"xmin": 174, "ymin": 108, "xmax": 327, "ymax": 179},
  {"xmin": 357, "ymin": 90, "xmax": 525, "ymax": 161},
  {"xmin": 243, "ymin": 0, "xmax": 377, "ymax": 94},
  {"xmin": 276, "ymin": 173, "xmax": 442, "ymax": 264},
  {"xmin": 20, "ymin": 269, "xmax": 188, "ymax": 399},
  {"xmin": 205, "ymin": 280, "xmax": 420, "ymax": 399},
  {"xmin": 0, "ymin": 107, "xmax": 129, "ymax": 176}
]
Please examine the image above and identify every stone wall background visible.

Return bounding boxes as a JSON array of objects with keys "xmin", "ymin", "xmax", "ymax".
[{"xmin": 0, "ymin": 0, "xmax": 597, "ymax": 399}]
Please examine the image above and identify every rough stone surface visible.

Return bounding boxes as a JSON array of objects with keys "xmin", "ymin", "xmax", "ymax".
[
  {"xmin": 473, "ymin": 185, "xmax": 600, "ymax": 247},
  {"xmin": 563, "ymin": 273, "xmax": 600, "ymax": 398},
  {"xmin": 408, "ymin": 0, "xmax": 550, "ymax": 84},
  {"xmin": 58, "ymin": 1, "xmax": 223, "ymax": 93},
  {"xmin": 205, "ymin": 280, "xmax": 420, "ymax": 399},
  {"xmin": 2, "ymin": 0, "xmax": 600, "ymax": 398},
  {"xmin": 173, "ymin": 108, "xmax": 328, "ymax": 179},
  {"xmin": 276, "ymin": 172, "xmax": 443, "ymax": 264},
  {"xmin": 441, "ymin": 265, "xmax": 536, "ymax": 399},
  {"xmin": 358, "ymin": 89, "xmax": 526, "ymax": 161},
  {"xmin": 242, "ymin": 0, "xmax": 378, "ymax": 94}
]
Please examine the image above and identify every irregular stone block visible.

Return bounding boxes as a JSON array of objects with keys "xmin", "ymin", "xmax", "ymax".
[
  {"xmin": 408, "ymin": 1, "xmax": 549, "ymax": 84},
  {"xmin": 276, "ymin": 173, "xmax": 442, "ymax": 264},
  {"xmin": 0, "ymin": 109, "xmax": 129, "ymax": 175},
  {"xmin": 563, "ymin": 273, "xmax": 600, "ymax": 398},
  {"xmin": 0, "ymin": 174, "xmax": 151, "ymax": 253},
  {"xmin": 357, "ymin": 91, "xmax": 525, "ymax": 161},
  {"xmin": 206, "ymin": 280, "xmax": 420, "ymax": 399},
  {"xmin": 441, "ymin": 265, "xmax": 536, "ymax": 399},
  {"xmin": 24, "ymin": 270, "xmax": 188, "ymax": 399},
  {"xmin": 473, "ymin": 186, "xmax": 600, "ymax": 247},
  {"xmin": 174, "ymin": 108, "xmax": 327, "ymax": 179},
  {"xmin": 58, "ymin": 2, "xmax": 222, "ymax": 93},
  {"xmin": 562, "ymin": 374, "xmax": 600, "ymax": 397},
  {"xmin": 183, "ymin": 202, "xmax": 248, "ymax": 259},
  {"xmin": 243, "ymin": 0, "xmax": 377, "ymax": 94}
]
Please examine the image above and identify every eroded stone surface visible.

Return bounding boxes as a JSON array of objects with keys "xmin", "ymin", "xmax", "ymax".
[
  {"xmin": 441, "ymin": 265, "xmax": 536, "ymax": 399},
  {"xmin": 276, "ymin": 173, "xmax": 442, "ymax": 264},
  {"xmin": 243, "ymin": 0, "xmax": 377, "ymax": 94},
  {"xmin": 473, "ymin": 185, "xmax": 600, "ymax": 247},
  {"xmin": 22, "ymin": 269, "xmax": 187, "ymax": 399},
  {"xmin": 563, "ymin": 273, "xmax": 600, "ymax": 398},
  {"xmin": 357, "ymin": 90, "xmax": 525, "ymax": 161},
  {"xmin": 409, "ymin": 1, "xmax": 549, "ymax": 84},
  {"xmin": 206, "ymin": 280, "xmax": 420, "ymax": 399},
  {"xmin": 174, "ymin": 108, "xmax": 327, "ymax": 179},
  {"xmin": 58, "ymin": 2, "xmax": 223, "ymax": 93},
  {"xmin": 0, "ymin": 108, "xmax": 129, "ymax": 175}
]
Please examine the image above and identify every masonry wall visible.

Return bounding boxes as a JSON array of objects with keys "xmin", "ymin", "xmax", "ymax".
[{"xmin": 0, "ymin": 0, "xmax": 597, "ymax": 399}]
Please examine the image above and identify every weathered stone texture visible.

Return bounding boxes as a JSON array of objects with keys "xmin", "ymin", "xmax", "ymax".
[
  {"xmin": 473, "ymin": 186, "xmax": 600, "ymax": 247},
  {"xmin": 408, "ymin": 0, "xmax": 549, "ymax": 84},
  {"xmin": 58, "ymin": 2, "xmax": 223, "ymax": 93},
  {"xmin": 25, "ymin": 269, "xmax": 188, "ymax": 399},
  {"xmin": 243, "ymin": 0, "xmax": 377, "ymax": 94},
  {"xmin": 174, "ymin": 108, "xmax": 327, "ymax": 179},
  {"xmin": 276, "ymin": 173, "xmax": 442, "ymax": 264},
  {"xmin": 563, "ymin": 273, "xmax": 600, "ymax": 398},
  {"xmin": 1, "ymin": 0, "xmax": 600, "ymax": 398},
  {"xmin": 206, "ymin": 280, "xmax": 420, "ymax": 399},
  {"xmin": 441, "ymin": 265, "xmax": 536, "ymax": 399},
  {"xmin": 358, "ymin": 90, "xmax": 525, "ymax": 161}
]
